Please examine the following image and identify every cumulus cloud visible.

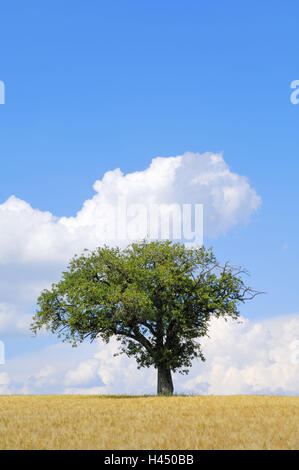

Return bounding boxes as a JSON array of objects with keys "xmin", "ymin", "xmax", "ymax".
[
  {"xmin": 0, "ymin": 152, "xmax": 261, "ymax": 265},
  {"xmin": 64, "ymin": 359, "xmax": 99, "ymax": 386},
  {"xmin": 181, "ymin": 314, "xmax": 299, "ymax": 395},
  {"xmin": 0, "ymin": 342, "xmax": 98, "ymax": 394},
  {"xmin": 64, "ymin": 338, "xmax": 156, "ymax": 394},
  {"xmin": 1, "ymin": 314, "xmax": 298, "ymax": 395},
  {"xmin": 0, "ymin": 303, "xmax": 32, "ymax": 335}
]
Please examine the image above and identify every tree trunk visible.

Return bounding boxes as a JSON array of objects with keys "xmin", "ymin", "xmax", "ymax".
[{"xmin": 157, "ymin": 365, "xmax": 174, "ymax": 395}]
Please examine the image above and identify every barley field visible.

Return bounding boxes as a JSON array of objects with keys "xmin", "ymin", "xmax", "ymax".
[{"xmin": 0, "ymin": 395, "xmax": 298, "ymax": 450}]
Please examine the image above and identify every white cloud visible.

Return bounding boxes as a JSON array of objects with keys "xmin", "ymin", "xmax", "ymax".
[
  {"xmin": 0, "ymin": 152, "xmax": 261, "ymax": 266},
  {"xmin": 64, "ymin": 338, "xmax": 156, "ymax": 394},
  {"xmin": 64, "ymin": 359, "xmax": 99, "ymax": 386},
  {"xmin": 180, "ymin": 314, "xmax": 299, "ymax": 395},
  {"xmin": 1, "ymin": 314, "xmax": 298, "ymax": 395},
  {"xmin": 34, "ymin": 365, "xmax": 56, "ymax": 385},
  {"xmin": 0, "ymin": 303, "xmax": 32, "ymax": 334}
]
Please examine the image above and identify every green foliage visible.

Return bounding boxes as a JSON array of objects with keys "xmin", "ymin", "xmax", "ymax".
[{"xmin": 31, "ymin": 240, "xmax": 259, "ymax": 374}]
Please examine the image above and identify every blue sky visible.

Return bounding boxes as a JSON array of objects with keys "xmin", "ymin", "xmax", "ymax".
[{"xmin": 0, "ymin": 1, "xmax": 299, "ymax": 394}]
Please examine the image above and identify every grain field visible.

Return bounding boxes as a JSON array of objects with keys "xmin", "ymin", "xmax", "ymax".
[{"xmin": 0, "ymin": 395, "xmax": 298, "ymax": 450}]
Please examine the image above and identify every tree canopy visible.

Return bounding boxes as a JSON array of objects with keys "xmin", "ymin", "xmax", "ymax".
[{"xmin": 31, "ymin": 240, "xmax": 260, "ymax": 394}]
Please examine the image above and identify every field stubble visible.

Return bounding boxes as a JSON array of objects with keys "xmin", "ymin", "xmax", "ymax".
[{"xmin": 0, "ymin": 395, "xmax": 298, "ymax": 450}]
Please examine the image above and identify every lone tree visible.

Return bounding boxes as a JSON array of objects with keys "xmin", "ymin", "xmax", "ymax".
[{"xmin": 31, "ymin": 240, "xmax": 260, "ymax": 395}]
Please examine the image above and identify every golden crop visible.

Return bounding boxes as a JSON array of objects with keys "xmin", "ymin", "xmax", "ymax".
[{"xmin": 0, "ymin": 395, "xmax": 298, "ymax": 450}]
